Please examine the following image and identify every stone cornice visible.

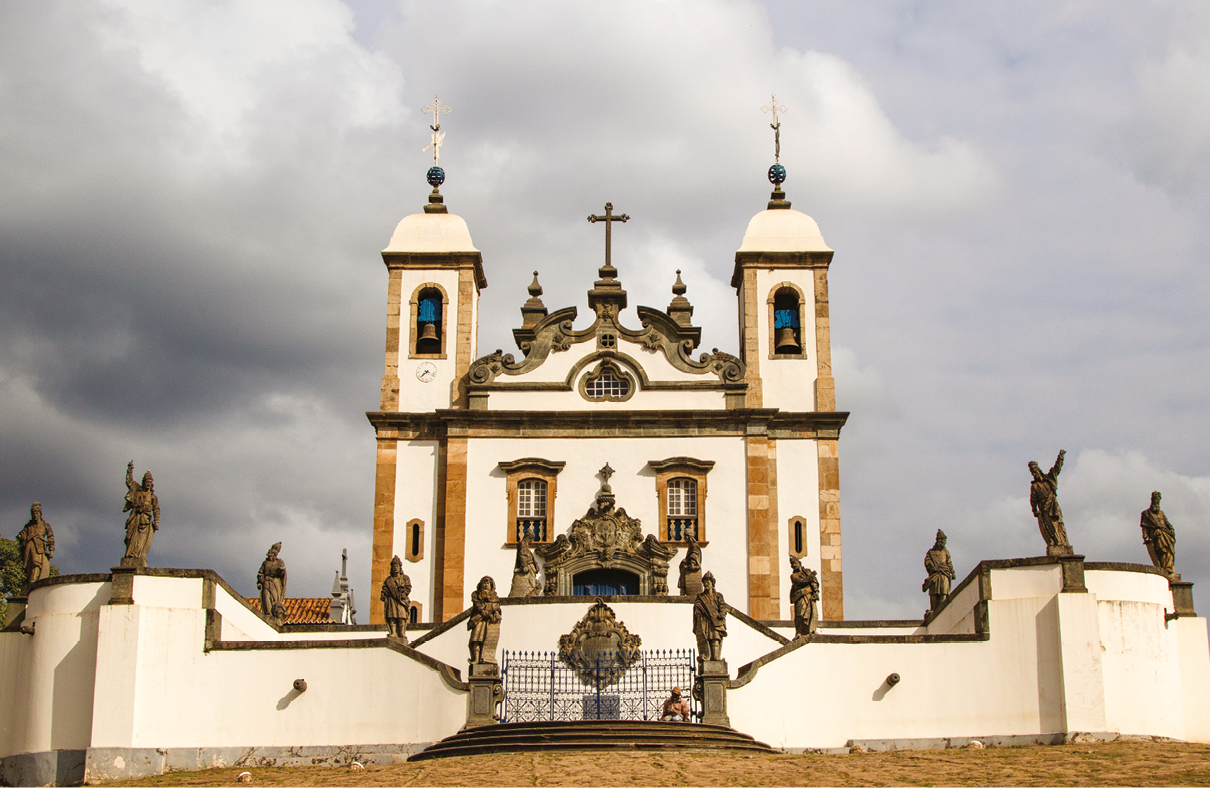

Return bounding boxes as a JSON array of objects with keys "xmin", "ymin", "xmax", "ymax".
[
  {"xmin": 366, "ymin": 408, "xmax": 849, "ymax": 440},
  {"xmin": 381, "ymin": 250, "xmax": 488, "ymax": 290},
  {"xmin": 730, "ymin": 250, "xmax": 835, "ymax": 288}
]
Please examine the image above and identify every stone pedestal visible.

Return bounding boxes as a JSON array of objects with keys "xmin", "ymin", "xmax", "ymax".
[
  {"xmin": 1058, "ymin": 554, "xmax": 1087, "ymax": 593},
  {"xmin": 109, "ymin": 567, "xmax": 138, "ymax": 605},
  {"xmin": 119, "ymin": 556, "xmax": 147, "ymax": 569},
  {"xmin": 1171, "ymin": 580, "xmax": 1196, "ymax": 617},
  {"xmin": 465, "ymin": 663, "xmax": 502, "ymax": 728},
  {"xmin": 1047, "ymin": 544, "xmax": 1074, "ymax": 557},
  {"xmin": 4, "ymin": 596, "xmax": 27, "ymax": 628},
  {"xmin": 696, "ymin": 659, "xmax": 730, "ymax": 727}
]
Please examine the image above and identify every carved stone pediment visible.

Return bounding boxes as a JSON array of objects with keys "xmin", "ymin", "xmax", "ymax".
[{"xmin": 558, "ymin": 599, "xmax": 642, "ymax": 687}]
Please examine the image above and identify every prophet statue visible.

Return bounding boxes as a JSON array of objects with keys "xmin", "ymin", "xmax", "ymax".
[
  {"xmin": 122, "ymin": 461, "xmax": 160, "ymax": 566},
  {"xmin": 380, "ymin": 555, "xmax": 412, "ymax": 640},
  {"xmin": 922, "ymin": 529, "xmax": 956, "ymax": 615},
  {"xmin": 692, "ymin": 571, "xmax": 727, "ymax": 661},
  {"xmin": 468, "ymin": 575, "xmax": 502, "ymax": 665},
  {"xmin": 508, "ymin": 537, "xmax": 543, "ymax": 599},
  {"xmin": 15, "ymin": 502, "xmax": 55, "ymax": 589},
  {"xmin": 1139, "ymin": 491, "xmax": 1177, "ymax": 578},
  {"xmin": 677, "ymin": 531, "xmax": 703, "ymax": 597},
  {"xmin": 788, "ymin": 556, "xmax": 818, "ymax": 640},
  {"xmin": 257, "ymin": 542, "xmax": 287, "ymax": 624},
  {"xmin": 1028, "ymin": 450, "xmax": 1071, "ymax": 555}
]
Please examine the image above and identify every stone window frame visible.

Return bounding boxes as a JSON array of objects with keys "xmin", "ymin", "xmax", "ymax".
[
  {"xmin": 578, "ymin": 358, "xmax": 636, "ymax": 403},
  {"xmin": 788, "ymin": 515, "xmax": 807, "ymax": 558},
  {"xmin": 404, "ymin": 518, "xmax": 424, "ymax": 563},
  {"xmin": 767, "ymin": 281, "xmax": 809, "ymax": 360},
  {"xmin": 648, "ymin": 457, "xmax": 715, "ymax": 545},
  {"xmin": 408, "ymin": 282, "xmax": 449, "ymax": 360},
  {"xmin": 499, "ymin": 458, "xmax": 565, "ymax": 545}
]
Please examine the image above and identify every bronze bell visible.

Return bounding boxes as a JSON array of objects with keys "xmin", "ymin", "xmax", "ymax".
[
  {"xmin": 419, "ymin": 322, "xmax": 438, "ymax": 342},
  {"xmin": 775, "ymin": 326, "xmax": 800, "ymax": 353}
]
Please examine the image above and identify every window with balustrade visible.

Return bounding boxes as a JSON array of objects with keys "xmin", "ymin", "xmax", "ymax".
[
  {"xmin": 499, "ymin": 458, "xmax": 565, "ymax": 545},
  {"xmin": 648, "ymin": 457, "xmax": 714, "ymax": 545}
]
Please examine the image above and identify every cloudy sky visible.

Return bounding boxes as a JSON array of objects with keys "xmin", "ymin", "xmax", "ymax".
[{"xmin": 2, "ymin": 0, "xmax": 1208, "ymax": 621}]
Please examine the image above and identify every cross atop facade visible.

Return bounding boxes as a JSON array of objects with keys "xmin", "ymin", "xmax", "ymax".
[
  {"xmin": 762, "ymin": 94, "xmax": 787, "ymax": 163},
  {"xmin": 587, "ymin": 202, "xmax": 630, "ymax": 269},
  {"xmin": 599, "ymin": 463, "xmax": 615, "ymax": 484},
  {"xmin": 422, "ymin": 96, "xmax": 451, "ymax": 165}
]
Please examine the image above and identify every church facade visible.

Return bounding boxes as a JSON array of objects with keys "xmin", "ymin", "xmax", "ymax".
[{"xmin": 368, "ymin": 189, "xmax": 846, "ymax": 624}]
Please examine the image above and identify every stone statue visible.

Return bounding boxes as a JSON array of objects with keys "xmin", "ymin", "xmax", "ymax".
[
  {"xmin": 508, "ymin": 537, "xmax": 543, "ymax": 599},
  {"xmin": 468, "ymin": 575, "xmax": 502, "ymax": 665},
  {"xmin": 257, "ymin": 542, "xmax": 287, "ymax": 624},
  {"xmin": 1028, "ymin": 450, "xmax": 1071, "ymax": 555},
  {"xmin": 15, "ymin": 502, "xmax": 55, "ymax": 590},
  {"xmin": 677, "ymin": 531, "xmax": 703, "ymax": 597},
  {"xmin": 922, "ymin": 529, "xmax": 956, "ymax": 615},
  {"xmin": 788, "ymin": 556, "xmax": 818, "ymax": 640},
  {"xmin": 1140, "ymin": 491, "xmax": 1177, "ymax": 578},
  {"xmin": 122, "ymin": 460, "xmax": 160, "ymax": 566},
  {"xmin": 692, "ymin": 571, "xmax": 727, "ymax": 661},
  {"xmin": 380, "ymin": 555, "xmax": 412, "ymax": 640}
]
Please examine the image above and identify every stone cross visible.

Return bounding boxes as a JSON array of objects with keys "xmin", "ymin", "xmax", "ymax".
[
  {"xmin": 587, "ymin": 203, "xmax": 630, "ymax": 268},
  {"xmin": 422, "ymin": 96, "xmax": 451, "ymax": 165},
  {"xmin": 762, "ymin": 94, "xmax": 787, "ymax": 163},
  {"xmin": 599, "ymin": 463, "xmax": 615, "ymax": 484}
]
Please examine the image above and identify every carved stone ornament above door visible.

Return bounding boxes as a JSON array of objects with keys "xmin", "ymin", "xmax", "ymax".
[{"xmin": 558, "ymin": 598, "xmax": 642, "ymax": 687}]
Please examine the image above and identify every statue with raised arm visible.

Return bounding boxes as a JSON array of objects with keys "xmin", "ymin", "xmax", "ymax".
[
  {"xmin": 1028, "ymin": 450, "xmax": 1071, "ymax": 555},
  {"xmin": 692, "ymin": 571, "xmax": 727, "ymax": 661},
  {"xmin": 789, "ymin": 556, "xmax": 818, "ymax": 640},
  {"xmin": 380, "ymin": 555, "xmax": 412, "ymax": 640},
  {"xmin": 15, "ymin": 502, "xmax": 55, "ymax": 589},
  {"xmin": 468, "ymin": 575, "xmax": 502, "ymax": 665},
  {"xmin": 922, "ymin": 529, "xmax": 956, "ymax": 615},
  {"xmin": 1140, "ymin": 491, "xmax": 1177, "ymax": 578},
  {"xmin": 677, "ymin": 531, "xmax": 703, "ymax": 597},
  {"xmin": 122, "ymin": 460, "xmax": 160, "ymax": 566},
  {"xmin": 508, "ymin": 536, "xmax": 543, "ymax": 599},
  {"xmin": 257, "ymin": 542, "xmax": 287, "ymax": 624}
]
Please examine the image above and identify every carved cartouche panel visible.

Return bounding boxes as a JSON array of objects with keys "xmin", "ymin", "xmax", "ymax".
[{"xmin": 558, "ymin": 599, "xmax": 642, "ymax": 687}]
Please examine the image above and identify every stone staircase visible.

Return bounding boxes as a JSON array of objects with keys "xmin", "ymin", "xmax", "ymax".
[{"xmin": 409, "ymin": 720, "xmax": 777, "ymax": 761}]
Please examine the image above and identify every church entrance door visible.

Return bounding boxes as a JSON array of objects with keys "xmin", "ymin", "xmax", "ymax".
[{"xmin": 573, "ymin": 568, "xmax": 638, "ymax": 596}]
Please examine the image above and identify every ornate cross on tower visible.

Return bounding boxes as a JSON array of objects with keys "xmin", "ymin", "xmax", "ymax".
[
  {"xmin": 422, "ymin": 96, "xmax": 451, "ymax": 165},
  {"xmin": 762, "ymin": 94, "xmax": 787, "ymax": 163},
  {"xmin": 587, "ymin": 202, "xmax": 630, "ymax": 269},
  {"xmin": 599, "ymin": 463, "xmax": 615, "ymax": 485}
]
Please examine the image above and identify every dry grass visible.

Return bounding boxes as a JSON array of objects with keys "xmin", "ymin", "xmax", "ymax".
[{"xmin": 108, "ymin": 740, "xmax": 1210, "ymax": 787}]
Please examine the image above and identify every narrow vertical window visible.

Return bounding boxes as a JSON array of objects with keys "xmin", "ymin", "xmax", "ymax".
[
  {"xmin": 409, "ymin": 605, "xmax": 418, "ymax": 624},
  {"xmin": 411, "ymin": 523, "xmax": 420, "ymax": 557},
  {"xmin": 794, "ymin": 520, "xmax": 803, "ymax": 554},
  {"xmin": 517, "ymin": 479, "xmax": 548, "ymax": 542}
]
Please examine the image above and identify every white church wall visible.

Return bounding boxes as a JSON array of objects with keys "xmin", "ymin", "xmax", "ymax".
[
  {"xmin": 1084, "ymin": 569, "xmax": 1172, "ymax": 606},
  {"xmin": 773, "ymin": 438, "xmax": 822, "ymax": 609},
  {"xmin": 460, "ymin": 436, "xmax": 750, "ymax": 613},
  {"xmin": 752, "ymin": 268, "xmax": 818, "ymax": 412},
  {"xmin": 1175, "ymin": 617, "xmax": 1210, "ymax": 742},
  {"xmin": 924, "ymin": 576, "xmax": 982, "ymax": 635},
  {"xmin": 1095, "ymin": 598, "xmax": 1182, "ymax": 737},
  {"xmin": 485, "ymin": 387, "xmax": 726, "ymax": 411},
  {"xmin": 989, "ymin": 564, "xmax": 1062, "ymax": 599},
  {"xmin": 396, "ymin": 268, "xmax": 462, "ymax": 413},
  {"xmin": 392, "ymin": 439, "xmax": 440, "ymax": 617}
]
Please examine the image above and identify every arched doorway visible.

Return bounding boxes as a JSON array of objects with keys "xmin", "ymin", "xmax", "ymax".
[{"xmin": 573, "ymin": 568, "xmax": 639, "ymax": 596}]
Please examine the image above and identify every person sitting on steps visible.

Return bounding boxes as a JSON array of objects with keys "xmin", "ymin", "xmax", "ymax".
[{"xmin": 660, "ymin": 687, "xmax": 692, "ymax": 722}]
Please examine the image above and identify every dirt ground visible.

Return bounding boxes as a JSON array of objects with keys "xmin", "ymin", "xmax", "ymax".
[{"xmin": 109, "ymin": 740, "xmax": 1210, "ymax": 787}]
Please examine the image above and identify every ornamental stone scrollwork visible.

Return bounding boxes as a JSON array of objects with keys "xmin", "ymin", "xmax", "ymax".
[
  {"xmin": 558, "ymin": 599, "xmax": 642, "ymax": 687},
  {"xmin": 535, "ymin": 470, "xmax": 678, "ymax": 596}
]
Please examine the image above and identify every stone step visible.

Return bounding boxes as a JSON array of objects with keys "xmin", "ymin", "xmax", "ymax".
[{"xmin": 409, "ymin": 720, "xmax": 776, "ymax": 761}]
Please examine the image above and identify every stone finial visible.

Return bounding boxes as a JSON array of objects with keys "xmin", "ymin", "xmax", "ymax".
[
  {"xmin": 1140, "ymin": 490, "xmax": 1177, "ymax": 578},
  {"xmin": 667, "ymin": 270, "xmax": 695, "ymax": 327},
  {"xmin": 15, "ymin": 502, "xmax": 54, "ymax": 591},
  {"xmin": 520, "ymin": 271, "xmax": 548, "ymax": 328},
  {"xmin": 121, "ymin": 460, "xmax": 159, "ymax": 568}
]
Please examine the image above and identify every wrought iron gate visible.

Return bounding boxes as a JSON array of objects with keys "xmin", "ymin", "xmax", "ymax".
[{"xmin": 501, "ymin": 649, "xmax": 697, "ymax": 723}]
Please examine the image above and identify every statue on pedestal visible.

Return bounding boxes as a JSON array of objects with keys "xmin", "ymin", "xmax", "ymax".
[
  {"xmin": 1140, "ymin": 491, "xmax": 1177, "ymax": 578},
  {"xmin": 789, "ymin": 556, "xmax": 818, "ymax": 640},
  {"xmin": 677, "ymin": 531, "xmax": 703, "ymax": 597},
  {"xmin": 692, "ymin": 571, "xmax": 727, "ymax": 661},
  {"xmin": 1029, "ymin": 450, "xmax": 1071, "ymax": 555},
  {"xmin": 257, "ymin": 542, "xmax": 287, "ymax": 624},
  {"xmin": 922, "ymin": 529, "xmax": 956, "ymax": 616},
  {"xmin": 122, "ymin": 461, "xmax": 160, "ymax": 566},
  {"xmin": 381, "ymin": 555, "xmax": 412, "ymax": 640},
  {"xmin": 468, "ymin": 575, "xmax": 501, "ymax": 665},
  {"xmin": 508, "ymin": 537, "xmax": 542, "ymax": 598},
  {"xmin": 16, "ymin": 503, "xmax": 55, "ymax": 590}
]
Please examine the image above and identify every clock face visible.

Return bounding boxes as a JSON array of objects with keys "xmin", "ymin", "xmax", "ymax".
[{"xmin": 416, "ymin": 362, "xmax": 437, "ymax": 383}]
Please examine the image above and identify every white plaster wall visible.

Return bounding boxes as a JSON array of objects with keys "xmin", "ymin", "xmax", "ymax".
[
  {"xmin": 925, "ymin": 577, "xmax": 983, "ymax": 635},
  {"xmin": 1084, "ymin": 569, "xmax": 1172, "ymax": 606},
  {"xmin": 392, "ymin": 439, "xmax": 440, "ymax": 618},
  {"xmin": 774, "ymin": 439, "xmax": 821, "ymax": 609},
  {"xmin": 990, "ymin": 565, "xmax": 1062, "ymax": 599},
  {"xmin": 1175, "ymin": 617, "xmax": 1210, "ymax": 742},
  {"xmin": 215, "ymin": 583, "xmax": 276, "ymax": 642},
  {"xmin": 396, "ymin": 269, "xmax": 461, "ymax": 413},
  {"xmin": 486, "ymin": 387, "xmax": 726, "ymax": 411},
  {"xmin": 753, "ymin": 268, "xmax": 818, "ymax": 412},
  {"xmin": 461, "ymin": 436, "xmax": 751, "ymax": 613},
  {"xmin": 0, "ymin": 632, "xmax": 33, "ymax": 758},
  {"xmin": 1096, "ymin": 597, "xmax": 1183, "ymax": 738}
]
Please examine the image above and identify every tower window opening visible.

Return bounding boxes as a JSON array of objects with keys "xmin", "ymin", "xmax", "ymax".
[
  {"xmin": 773, "ymin": 288, "xmax": 802, "ymax": 355},
  {"xmin": 416, "ymin": 289, "xmax": 442, "ymax": 353}
]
